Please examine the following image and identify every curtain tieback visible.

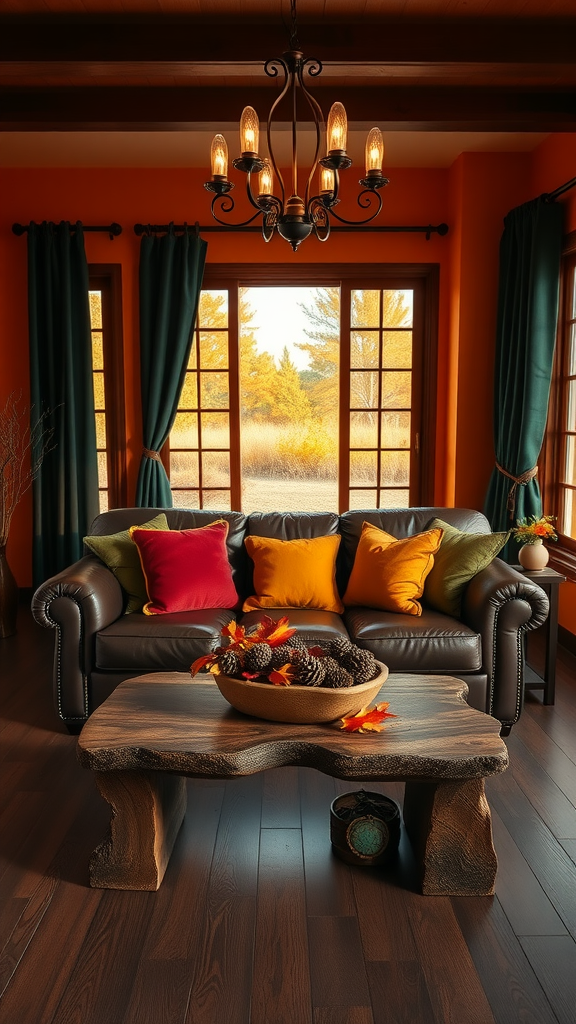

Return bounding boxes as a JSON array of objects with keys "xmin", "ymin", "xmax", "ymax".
[
  {"xmin": 495, "ymin": 462, "xmax": 538, "ymax": 519},
  {"xmin": 142, "ymin": 447, "xmax": 162, "ymax": 462}
]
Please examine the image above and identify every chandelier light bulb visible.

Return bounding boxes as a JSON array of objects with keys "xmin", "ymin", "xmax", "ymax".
[
  {"xmin": 240, "ymin": 106, "xmax": 260, "ymax": 156},
  {"xmin": 320, "ymin": 165, "xmax": 335, "ymax": 194},
  {"xmin": 259, "ymin": 158, "xmax": 273, "ymax": 195},
  {"xmin": 365, "ymin": 128, "xmax": 384, "ymax": 175},
  {"xmin": 327, "ymin": 102, "xmax": 348, "ymax": 154},
  {"xmin": 210, "ymin": 134, "xmax": 228, "ymax": 179}
]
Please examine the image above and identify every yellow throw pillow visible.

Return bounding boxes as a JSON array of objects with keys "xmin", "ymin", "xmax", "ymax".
[
  {"xmin": 343, "ymin": 522, "xmax": 444, "ymax": 616},
  {"xmin": 243, "ymin": 534, "xmax": 344, "ymax": 614}
]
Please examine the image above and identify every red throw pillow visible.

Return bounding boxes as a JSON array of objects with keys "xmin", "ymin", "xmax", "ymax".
[{"xmin": 130, "ymin": 520, "xmax": 239, "ymax": 615}]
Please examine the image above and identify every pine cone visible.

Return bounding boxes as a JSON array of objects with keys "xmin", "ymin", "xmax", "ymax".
[
  {"xmin": 244, "ymin": 643, "xmax": 273, "ymax": 673},
  {"xmin": 326, "ymin": 636, "xmax": 354, "ymax": 661},
  {"xmin": 322, "ymin": 656, "xmax": 354, "ymax": 689},
  {"xmin": 343, "ymin": 646, "xmax": 379, "ymax": 684},
  {"xmin": 269, "ymin": 643, "xmax": 299, "ymax": 669},
  {"xmin": 217, "ymin": 649, "xmax": 242, "ymax": 677},
  {"xmin": 292, "ymin": 651, "xmax": 326, "ymax": 687}
]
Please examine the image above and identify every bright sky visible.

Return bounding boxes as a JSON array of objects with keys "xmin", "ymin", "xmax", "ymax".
[{"xmin": 243, "ymin": 286, "xmax": 326, "ymax": 370}]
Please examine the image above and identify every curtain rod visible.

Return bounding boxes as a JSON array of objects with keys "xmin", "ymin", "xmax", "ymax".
[
  {"xmin": 134, "ymin": 222, "xmax": 449, "ymax": 240},
  {"xmin": 543, "ymin": 176, "xmax": 576, "ymax": 202},
  {"xmin": 12, "ymin": 222, "xmax": 122, "ymax": 238}
]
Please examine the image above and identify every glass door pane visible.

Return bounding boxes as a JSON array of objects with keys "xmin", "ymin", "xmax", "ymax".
[
  {"xmin": 239, "ymin": 286, "xmax": 340, "ymax": 513},
  {"xmin": 347, "ymin": 288, "xmax": 414, "ymax": 510},
  {"xmin": 169, "ymin": 289, "xmax": 233, "ymax": 510}
]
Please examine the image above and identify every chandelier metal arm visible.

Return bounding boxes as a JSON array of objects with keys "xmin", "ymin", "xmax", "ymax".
[
  {"xmin": 297, "ymin": 59, "xmax": 325, "ymax": 209},
  {"xmin": 264, "ymin": 56, "xmax": 291, "ymax": 205},
  {"xmin": 308, "ymin": 197, "xmax": 331, "ymax": 243},
  {"xmin": 245, "ymin": 170, "xmax": 268, "ymax": 212},
  {"xmin": 208, "ymin": 192, "xmax": 264, "ymax": 230},
  {"xmin": 324, "ymin": 189, "xmax": 384, "ymax": 226}
]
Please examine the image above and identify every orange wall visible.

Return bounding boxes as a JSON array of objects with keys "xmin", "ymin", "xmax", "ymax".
[{"xmin": 0, "ymin": 149, "xmax": 570, "ymax": 626}]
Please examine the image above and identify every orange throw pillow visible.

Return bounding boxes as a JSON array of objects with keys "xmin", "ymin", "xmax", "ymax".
[
  {"xmin": 243, "ymin": 534, "xmax": 344, "ymax": 614},
  {"xmin": 343, "ymin": 522, "xmax": 443, "ymax": 616}
]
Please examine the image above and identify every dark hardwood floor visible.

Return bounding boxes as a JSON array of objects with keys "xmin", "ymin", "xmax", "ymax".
[{"xmin": 1, "ymin": 608, "xmax": 575, "ymax": 1024}]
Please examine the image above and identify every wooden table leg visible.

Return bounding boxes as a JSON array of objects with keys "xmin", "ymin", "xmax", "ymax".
[
  {"xmin": 403, "ymin": 777, "xmax": 497, "ymax": 896},
  {"xmin": 89, "ymin": 770, "xmax": 187, "ymax": 890}
]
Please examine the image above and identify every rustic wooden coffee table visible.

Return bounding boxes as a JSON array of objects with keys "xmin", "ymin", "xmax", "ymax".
[{"xmin": 77, "ymin": 672, "xmax": 508, "ymax": 896}]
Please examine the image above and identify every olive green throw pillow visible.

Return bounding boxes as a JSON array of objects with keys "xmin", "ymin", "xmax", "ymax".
[
  {"xmin": 423, "ymin": 518, "xmax": 509, "ymax": 618},
  {"xmin": 84, "ymin": 513, "xmax": 169, "ymax": 613}
]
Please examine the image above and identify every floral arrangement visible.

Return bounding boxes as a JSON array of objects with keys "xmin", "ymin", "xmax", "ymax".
[
  {"xmin": 512, "ymin": 514, "xmax": 557, "ymax": 546},
  {"xmin": 191, "ymin": 615, "xmax": 381, "ymax": 690}
]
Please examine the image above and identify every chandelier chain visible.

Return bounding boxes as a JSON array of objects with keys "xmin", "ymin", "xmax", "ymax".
[{"xmin": 289, "ymin": 0, "xmax": 300, "ymax": 51}]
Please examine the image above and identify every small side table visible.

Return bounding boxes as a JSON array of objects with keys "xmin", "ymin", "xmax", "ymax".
[{"xmin": 514, "ymin": 565, "xmax": 566, "ymax": 705}]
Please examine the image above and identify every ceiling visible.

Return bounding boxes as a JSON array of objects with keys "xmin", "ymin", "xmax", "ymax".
[{"xmin": 1, "ymin": 0, "xmax": 575, "ymax": 167}]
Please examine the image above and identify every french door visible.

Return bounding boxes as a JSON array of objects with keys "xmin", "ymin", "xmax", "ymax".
[{"xmin": 168, "ymin": 264, "xmax": 438, "ymax": 513}]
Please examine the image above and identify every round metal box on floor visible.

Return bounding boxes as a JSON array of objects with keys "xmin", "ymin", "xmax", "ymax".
[{"xmin": 330, "ymin": 790, "xmax": 401, "ymax": 867}]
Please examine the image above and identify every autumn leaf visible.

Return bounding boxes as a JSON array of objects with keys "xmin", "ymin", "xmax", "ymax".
[
  {"xmin": 308, "ymin": 645, "xmax": 326, "ymax": 658},
  {"xmin": 241, "ymin": 671, "xmax": 261, "ymax": 680},
  {"xmin": 221, "ymin": 620, "xmax": 247, "ymax": 646},
  {"xmin": 265, "ymin": 622, "xmax": 298, "ymax": 648},
  {"xmin": 340, "ymin": 702, "xmax": 397, "ymax": 733},
  {"xmin": 249, "ymin": 614, "xmax": 282, "ymax": 640},
  {"xmin": 190, "ymin": 653, "xmax": 218, "ymax": 677},
  {"xmin": 268, "ymin": 663, "xmax": 297, "ymax": 686}
]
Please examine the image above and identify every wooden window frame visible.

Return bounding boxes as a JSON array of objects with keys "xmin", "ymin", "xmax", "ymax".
[
  {"xmin": 170, "ymin": 263, "xmax": 438, "ymax": 511},
  {"xmin": 89, "ymin": 264, "xmax": 127, "ymax": 509},
  {"xmin": 542, "ymin": 230, "xmax": 576, "ymax": 581}
]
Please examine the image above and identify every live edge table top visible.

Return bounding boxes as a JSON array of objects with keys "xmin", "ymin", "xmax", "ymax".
[{"xmin": 77, "ymin": 672, "xmax": 509, "ymax": 783}]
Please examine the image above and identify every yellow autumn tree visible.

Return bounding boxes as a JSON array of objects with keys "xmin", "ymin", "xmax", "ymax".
[
  {"xmin": 297, "ymin": 287, "xmax": 412, "ymax": 418},
  {"xmin": 268, "ymin": 346, "xmax": 312, "ymax": 423},
  {"xmin": 194, "ymin": 289, "xmax": 280, "ymax": 416}
]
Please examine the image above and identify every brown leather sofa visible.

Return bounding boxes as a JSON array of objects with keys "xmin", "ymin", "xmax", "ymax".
[{"xmin": 32, "ymin": 506, "xmax": 549, "ymax": 735}]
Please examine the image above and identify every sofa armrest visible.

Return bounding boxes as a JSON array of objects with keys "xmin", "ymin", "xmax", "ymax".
[
  {"xmin": 32, "ymin": 557, "xmax": 124, "ymax": 723},
  {"xmin": 461, "ymin": 558, "xmax": 549, "ymax": 729}
]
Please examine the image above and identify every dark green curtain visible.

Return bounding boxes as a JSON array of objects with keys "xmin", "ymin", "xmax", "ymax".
[
  {"xmin": 28, "ymin": 221, "xmax": 99, "ymax": 586},
  {"xmin": 135, "ymin": 224, "xmax": 207, "ymax": 506},
  {"xmin": 484, "ymin": 197, "xmax": 563, "ymax": 561}
]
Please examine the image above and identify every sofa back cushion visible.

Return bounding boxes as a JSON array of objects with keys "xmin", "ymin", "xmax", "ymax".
[
  {"xmin": 86, "ymin": 508, "xmax": 250, "ymax": 601},
  {"xmin": 84, "ymin": 512, "xmax": 169, "ymax": 614},
  {"xmin": 338, "ymin": 507, "xmax": 491, "ymax": 592}
]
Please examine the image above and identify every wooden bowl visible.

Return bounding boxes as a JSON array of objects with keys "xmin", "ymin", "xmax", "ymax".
[{"xmin": 213, "ymin": 661, "xmax": 388, "ymax": 724}]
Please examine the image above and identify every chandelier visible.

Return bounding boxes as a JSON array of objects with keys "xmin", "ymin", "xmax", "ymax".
[{"xmin": 204, "ymin": 0, "xmax": 389, "ymax": 252}]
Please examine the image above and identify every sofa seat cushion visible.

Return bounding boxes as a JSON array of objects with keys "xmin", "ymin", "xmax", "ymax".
[
  {"xmin": 95, "ymin": 609, "xmax": 234, "ymax": 673},
  {"xmin": 240, "ymin": 609, "xmax": 349, "ymax": 646},
  {"xmin": 344, "ymin": 608, "xmax": 482, "ymax": 673}
]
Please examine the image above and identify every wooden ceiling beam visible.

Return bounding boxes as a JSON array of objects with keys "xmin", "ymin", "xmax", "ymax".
[
  {"xmin": 2, "ymin": 17, "xmax": 576, "ymax": 65},
  {"xmin": 2, "ymin": 85, "xmax": 575, "ymax": 133}
]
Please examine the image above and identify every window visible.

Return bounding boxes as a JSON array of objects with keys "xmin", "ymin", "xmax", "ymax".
[
  {"xmin": 88, "ymin": 266, "xmax": 126, "ymax": 512},
  {"xmin": 543, "ymin": 233, "xmax": 576, "ymax": 578},
  {"xmin": 169, "ymin": 287, "xmax": 238, "ymax": 510},
  {"xmin": 557, "ymin": 252, "xmax": 576, "ymax": 541},
  {"xmin": 167, "ymin": 264, "xmax": 438, "ymax": 513}
]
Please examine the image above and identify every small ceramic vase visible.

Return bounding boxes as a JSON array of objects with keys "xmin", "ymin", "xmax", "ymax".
[{"xmin": 518, "ymin": 538, "xmax": 549, "ymax": 571}]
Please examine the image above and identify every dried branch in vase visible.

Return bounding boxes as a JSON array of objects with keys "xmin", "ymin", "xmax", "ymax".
[{"xmin": 0, "ymin": 391, "xmax": 55, "ymax": 547}]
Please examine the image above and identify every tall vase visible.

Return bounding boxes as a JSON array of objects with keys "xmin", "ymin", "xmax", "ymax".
[
  {"xmin": 518, "ymin": 538, "xmax": 549, "ymax": 571},
  {"xmin": 0, "ymin": 545, "xmax": 18, "ymax": 638}
]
